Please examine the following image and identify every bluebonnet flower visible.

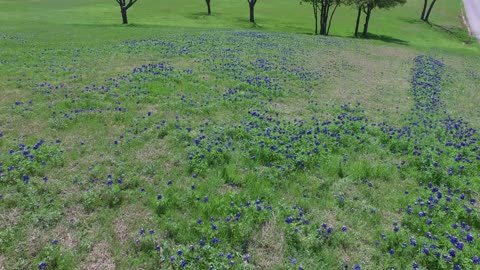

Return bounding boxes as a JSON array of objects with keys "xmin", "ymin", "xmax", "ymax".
[
  {"xmin": 465, "ymin": 234, "xmax": 473, "ymax": 243},
  {"xmin": 410, "ymin": 237, "xmax": 416, "ymax": 247},
  {"xmin": 285, "ymin": 216, "xmax": 294, "ymax": 224},
  {"xmin": 449, "ymin": 248, "xmax": 456, "ymax": 257}
]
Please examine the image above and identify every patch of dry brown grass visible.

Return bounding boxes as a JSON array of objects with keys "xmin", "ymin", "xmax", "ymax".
[
  {"xmin": 80, "ymin": 241, "xmax": 115, "ymax": 270},
  {"xmin": 250, "ymin": 220, "xmax": 286, "ymax": 269},
  {"xmin": 0, "ymin": 208, "xmax": 21, "ymax": 229},
  {"xmin": 0, "ymin": 255, "xmax": 5, "ymax": 270},
  {"xmin": 113, "ymin": 204, "xmax": 154, "ymax": 244}
]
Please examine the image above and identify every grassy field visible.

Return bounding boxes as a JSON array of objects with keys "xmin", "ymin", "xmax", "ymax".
[{"xmin": 1, "ymin": 0, "xmax": 480, "ymax": 269}]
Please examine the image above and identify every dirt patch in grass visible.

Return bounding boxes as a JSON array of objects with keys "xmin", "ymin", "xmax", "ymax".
[
  {"xmin": 64, "ymin": 205, "xmax": 89, "ymax": 225},
  {"xmin": 26, "ymin": 227, "xmax": 47, "ymax": 257},
  {"xmin": 250, "ymin": 220, "xmax": 285, "ymax": 269},
  {"xmin": 113, "ymin": 204, "xmax": 154, "ymax": 244},
  {"xmin": 134, "ymin": 139, "xmax": 167, "ymax": 163},
  {"xmin": 218, "ymin": 183, "xmax": 241, "ymax": 195},
  {"xmin": 0, "ymin": 255, "xmax": 5, "ymax": 270},
  {"xmin": 80, "ymin": 241, "xmax": 115, "ymax": 270},
  {"xmin": 113, "ymin": 217, "xmax": 128, "ymax": 244},
  {"xmin": 0, "ymin": 208, "xmax": 21, "ymax": 229},
  {"xmin": 52, "ymin": 225, "xmax": 77, "ymax": 249}
]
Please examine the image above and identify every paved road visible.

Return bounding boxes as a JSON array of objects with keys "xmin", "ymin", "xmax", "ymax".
[{"xmin": 464, "ymin": 0, "xmax": 480, "ymax": 40}]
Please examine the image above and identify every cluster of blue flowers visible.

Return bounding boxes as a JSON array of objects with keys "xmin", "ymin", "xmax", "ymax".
[{"xmin": 375, "ymin": 56, "xmax": 479, "ymax": 269}]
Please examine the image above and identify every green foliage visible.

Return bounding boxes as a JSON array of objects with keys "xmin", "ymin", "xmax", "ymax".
[{"xmin": 0, "ymin": 142, "xmax": 64, "ymax": 185}]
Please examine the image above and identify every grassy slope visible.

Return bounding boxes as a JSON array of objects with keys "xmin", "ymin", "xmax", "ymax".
[
  {"xmin": 0, "ymin": 0, "xmax": 479, "ymax": 270},
  {"xmin": 0, "ymin": 0, "xmax": 477, "ymax": 50}
]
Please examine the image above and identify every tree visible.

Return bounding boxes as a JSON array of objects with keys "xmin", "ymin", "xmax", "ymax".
[
  {"xmin": 115, "ymin": 0, "xmax": 139, "ymax": 24},
  {"xmin": 248, "ymin": 0, "xmax": 258, "ymax": 23},
  {"xmin": 353, "ymin": 0, "xmax": 406, "ymax": 38},
  {"xmin": 420, "ymin": 0, "xmax": 437, "ymax": 22},
  {"xmin": 303, "ymin": 0, "xmax": 341, "ymax": 35},
  {"xmin": 206, "ymin": 0, "xmax": 212, "ymax": 15}
]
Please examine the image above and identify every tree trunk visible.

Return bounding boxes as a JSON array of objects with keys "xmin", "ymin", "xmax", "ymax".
[
  {"xmin": 249, "ymin": 3, "xmax": 255, "ymax": 23},
  {"xmin": 319, "ymin": 3, "xmax": 327, "ymax": 35},
  {"xmin": 313, "ymin": 0, "xmax": 318, "ymax": 35},
  {"xmin": 206, "ymin": 0, "xmax": 211, "ymax": 15},
  {"xmin": 424, "ymin": 0, "xmax": 437, "ymax": 22},
  {"xmin": 362, "ymin": 7, "xmax": 372, "ymax": 38},
  {"xmin": 323, "ymin": 2, "xmax": 330, "ymax": 36},
  {"xmin": 354, "ymin": 7, "xmax": 361, "ymax": 37},
  {"xmin": 421, "ymin": 0, "xmax": 428, "ymax": 20},
  {"xmin": 327, "ymin": 3, "xmax": 338, "ymax": 36},
  {"xmin": 121, "ymin": 7, "xmax": 128, "ymax": 24}
]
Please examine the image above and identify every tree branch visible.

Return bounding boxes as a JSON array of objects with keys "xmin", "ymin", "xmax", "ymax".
[{"xmin": 125, "ymin": 0, "xmax": 138, "ymax": 9}]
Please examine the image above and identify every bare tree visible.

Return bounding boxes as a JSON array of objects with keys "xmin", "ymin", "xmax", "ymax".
[
  {"xmin": 420, "ymin": 0, "xmax": 437, "ymax": 22},
  {"xmin": 303, "ymin": 0, "xmax": 341, "ymax": 35},
  {"xmin": 115, "ymin": 0, "xmax": 139, "ymax": 24},
  {"xmin": 248, "ymin": 0, "xmax": 258, "ymax": 23},
  {"xmin": 206, "ymin": 0, "xmax": 212, "ymax": 15},
  {"xmin": 354, "ymin": 0, "xmax": 406, "ymax": 38}
]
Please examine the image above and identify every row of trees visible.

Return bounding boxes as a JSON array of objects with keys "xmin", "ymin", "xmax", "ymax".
[
  {"xmin": 303, "ymin": 0, "xmax": 438, "ymax": 37},
  {"xmin": 115, "ymin": 0, "xmax": 438, "ymax": 38}
]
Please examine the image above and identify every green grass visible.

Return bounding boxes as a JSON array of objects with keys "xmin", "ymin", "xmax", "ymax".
[{"xmin": 0, "ymin": 0, "xmax": 479, "ymax": 269}]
